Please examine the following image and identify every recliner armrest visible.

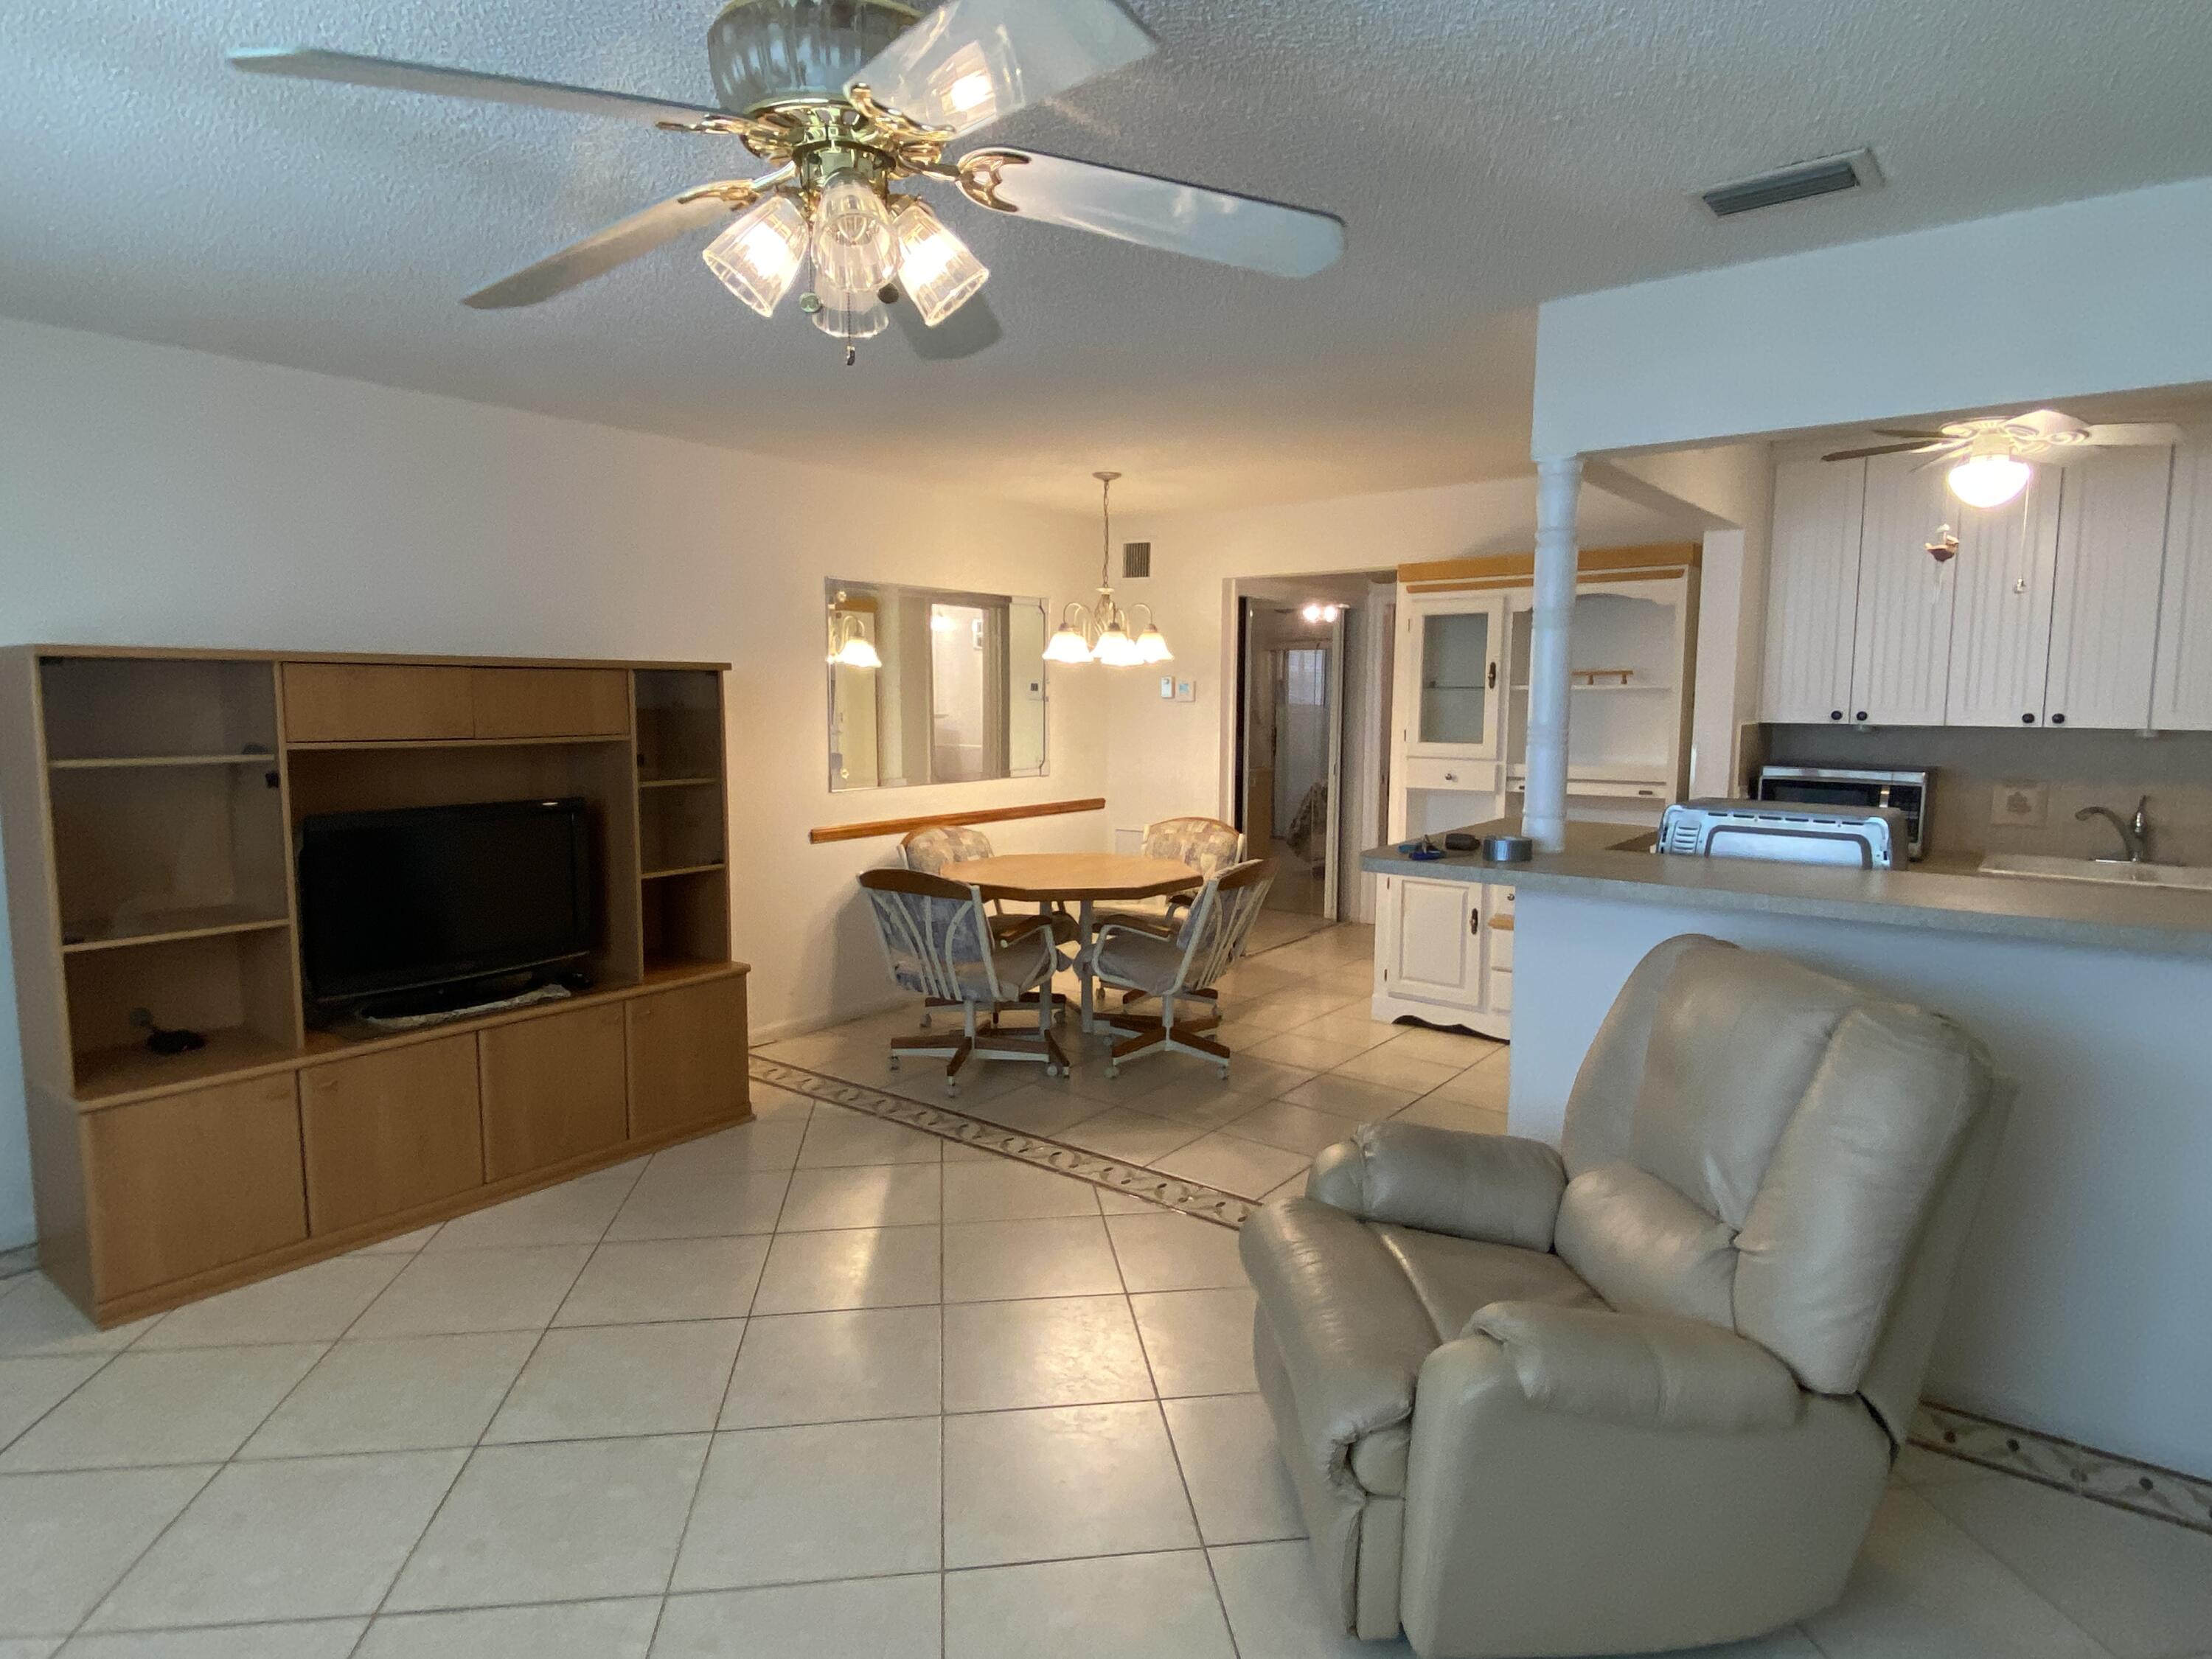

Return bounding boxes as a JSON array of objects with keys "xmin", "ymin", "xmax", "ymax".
[
  {"xmin": 1307, "ymin": 1121, "xmax": 1566, "ymax": 1251},
  {"xmin": 1456, "ymin": 1301, "xmax": 1804, "ymax": 1432}
]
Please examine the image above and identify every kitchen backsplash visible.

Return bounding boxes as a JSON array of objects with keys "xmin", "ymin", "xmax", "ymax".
[{"xmin": 1761, "ymin": 725, "xmax": 2212, "ymax": 866}]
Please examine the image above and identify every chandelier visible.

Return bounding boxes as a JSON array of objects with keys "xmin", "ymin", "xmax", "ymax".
[{"xmin": 1045, "ymin": 472, "xmax": 1172, "ymax": 667}]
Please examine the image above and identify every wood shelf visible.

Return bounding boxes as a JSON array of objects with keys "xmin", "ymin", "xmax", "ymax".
[
  {"xmin": 641, "ymin": 862, "xmax": 726, "ymax": 881},
  {"xmin": 49, "ymin": 753, "xmax": 277, "ymax": 771},
  {"xmin": 639, "ymin": 775, "xmax": 720, "ymax": 789},
  {"xmin": 285, "ymin": 734, "xmax": 633, "ymax": 754},
  {"xmin": 74, "ymin": 1026, "xmax": 304, "ymax": 1106},
  {"xmin": 61, "ymin": 910, "xmax": 292, "ymax": 955}
]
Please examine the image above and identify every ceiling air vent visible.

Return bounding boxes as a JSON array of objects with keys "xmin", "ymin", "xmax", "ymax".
[
  {"xmin": 1700, "ymin": 148, "xmax": 1882, "ymax": 218},
  {"xmin": 1123, "ymin": 541, "xmax": 1152, "ymax": 579}
]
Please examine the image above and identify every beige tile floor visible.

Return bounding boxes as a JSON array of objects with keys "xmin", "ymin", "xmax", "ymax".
[{"xmin": 1, "ymin": 924, "xmax": 2207, "ymax": 1656}]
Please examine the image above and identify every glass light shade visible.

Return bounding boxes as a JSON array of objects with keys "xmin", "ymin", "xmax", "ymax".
[
  {"xmin": 832, "ymin": 633, "xmax": 883, "ymax": 669},
  {"xmin": 1135, "ymin": 625, "xmax": 1172, "ymax": 664},
  {"xmin": 809, "ymin": 291, "xmax": 889, "ymax": 341},
  {"xmin": 893, "ymin": 201, "xmax": 989, "ymax": 326},
  {"xmin": 1092, "ymin": 622, "xmax": 1144, "ymax": 667},
  {"xmin": 813, "ymin": 173, "xmax": 899, "ymax": 299},
  {"xmin": 1043, "ymin": 625, "xmax": 1093, "ymax": 664},
  {"xmin": 706, "ymin": 0, "xmax": 914, "ymax": 114},
  {"xmin": 1948, "ymin": 452, "xmax": 2031, "ymax": 509},
  {"xmin": 702, "ymin": 193, "xmax": 810, "ymax": 317}
]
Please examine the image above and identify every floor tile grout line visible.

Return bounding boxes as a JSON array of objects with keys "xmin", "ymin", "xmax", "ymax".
[
  {"xmin": 57, "ymin": 1457, "xmax": 228, "ymax": 1644},
  {"xmin": 1889, "ymin": 1483, "xmax": 2131, "ymax": 1657},
  {"xmin": 0, "ymin": 1336, "xmax": 135, "ymax": 1465}
]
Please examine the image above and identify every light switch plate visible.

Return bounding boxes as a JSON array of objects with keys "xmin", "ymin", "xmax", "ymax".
[
  {"xmin": 1992, "ymin": 781, "xmax": 2048, "ymax": 829},
  {"xmin": 1159, "ymin": 675, "xmax": 1176, "ymax": 700},
  {"xmin": 1174, "ymin": 678, "xmax": 1197, "ymax": 703}
]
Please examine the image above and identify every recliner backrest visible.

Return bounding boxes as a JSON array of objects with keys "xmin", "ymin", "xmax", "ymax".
[{"xmin": 1554, "ymin": 936, "xmax": 1993, "ymax": 1424}]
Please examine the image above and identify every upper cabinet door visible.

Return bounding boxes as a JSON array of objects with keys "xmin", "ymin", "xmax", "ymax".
[
  {"xmin": 1403, "ymin": 594, "xmax": 1504, "ymax": 759},
  {"xmin": 1849, "ymin": 452, "xmax": 1959, "ymax": 725},
  {"xmin": 1944, "ymin": 466, "xmax": 2062, "ymax": 728},
  {"xmin": 2153, "ymin": 439, "xmax": 2212, "ymax": 731},
  {"xmin": 2045, "ymin": 447, "xmax": 2174, "ymax": 730},
  {"xmin": 1761, "ymin": 456, "xmax": 1864, "ymax": 724}
]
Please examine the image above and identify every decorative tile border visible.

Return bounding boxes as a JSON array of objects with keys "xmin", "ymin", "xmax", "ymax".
[
  {"xmin": 1910, "ymin": 1402, "xmax": 2212, "ymax": 1535},
  {"xmin": 748, "ymin": 1055, "xmax": 1255, "ymax": 1228}
]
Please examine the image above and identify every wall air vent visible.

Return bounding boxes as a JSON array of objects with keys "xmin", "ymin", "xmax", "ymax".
[
  {"xmin": 1123, "ymin": 541, "xmax": 1152, "ymax": 579},
  {"xmin": 1700, "ymin": 148, "xmax": 1883, "ymax": 218}
]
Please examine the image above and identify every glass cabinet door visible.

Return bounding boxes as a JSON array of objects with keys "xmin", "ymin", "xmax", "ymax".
[{"xmin": 1407, "ymin": 597, "xmax": 1503, "ymax": 756}]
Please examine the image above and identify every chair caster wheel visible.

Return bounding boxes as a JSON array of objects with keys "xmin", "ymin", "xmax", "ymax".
[
  {"xmin": 887, "ymin": 1057, "xmax": 900, "ymax": 1071},
  {"xmin": 945, "ymin": 1083, "xmax": 959, "ymax": 1098},
  {"xmin": 919, "ymin": 1015, "xmax": 931, "ymax": 1030},
  {"xmin": 1105, "ymin": 1063, "xmax": 1119, "ymax": 1078},
  {"xmin": 1217, "ymin": 1065, "xmax": 1231, "ymax": 1081}
]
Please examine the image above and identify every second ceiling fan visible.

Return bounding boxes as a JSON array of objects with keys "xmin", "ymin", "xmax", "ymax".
[{"xmin": 231, "ymin": 0, "xmax": 1347, "ymax": 364}]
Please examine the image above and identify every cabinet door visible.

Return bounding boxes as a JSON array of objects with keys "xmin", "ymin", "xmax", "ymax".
[
  {"xmin": 1849, "ymin": 452, "xmax": 1958, "ymax": 725},
  {"xmin": 628, "ymin": 976, "xmax": 749, "ymax": 1138},
  {"xmin": 2045, "ymin": 448, "xmax": 2174, "ymax": 729},
  {"xmin": 1944, "ymin": 467, "xmax": 2062, "ymax": 728},
  {"xmin": 282, "ymin": 664, "xmax": 473, "ymax": 742},
  {"xmin": 1384, "ymin": 876, "xmax": 1478, "ymax": 1005},
  {"xmin": 479, "ymin": 1004, "xmax": 629, "ymax": 1180},
  {"xmin": 1762, "ymin": 456, "xmax": 1865, "ymax": 724},
  {"xmin": 470, "ymin": 668, "xmax": 631, "ymax": 740},
  {"xmin": 301, "ymin": 1035, "xmax": 483, "ymax": 1234},
  {"xmin": 83, "ymin": 1074, "xmax": 307, "ymax": 1299},
  {"xmin": 1402, "ymin": 595, "xmax": 1504, "ymax": 759},
  {"xmin": 2154, "ymin": 440, "xmax": 2212, "ymax": 730}
]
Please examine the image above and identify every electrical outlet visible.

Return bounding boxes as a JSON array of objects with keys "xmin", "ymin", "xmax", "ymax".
[
  {"xmin": 1992, "ymin": 781, "xmax": 2048, "ymax": 829},
  {"xmin": 1174, "ymin": 678, "xmax": 1197, "ymax": 703},
  {"xmin": 1159, "ymin": 675, "xmax": 1176, "ymax": 700}
]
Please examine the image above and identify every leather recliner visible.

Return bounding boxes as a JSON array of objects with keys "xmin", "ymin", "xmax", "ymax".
[{"xmin": 1239, "ymin": 933, "xmax": 2006, "ymax": 1658}]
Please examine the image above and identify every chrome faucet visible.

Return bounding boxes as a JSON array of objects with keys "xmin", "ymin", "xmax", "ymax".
[{"xmin": 2076, "ymin": 796, "xmax": 2151, "ymax": 863}]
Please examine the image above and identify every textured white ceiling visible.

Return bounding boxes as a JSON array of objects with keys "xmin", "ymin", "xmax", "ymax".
[{"xmin": 9, "ymin": 1, "xmax": 2212, "ymax": 513}]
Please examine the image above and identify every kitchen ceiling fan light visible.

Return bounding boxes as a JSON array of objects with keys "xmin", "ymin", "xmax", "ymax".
[
  {"xmin": 894, "ymin": 200, "xmax": 990, "ymax": 325},
  {"xmin": 1948, "ymin": 451, "xmax": 2032, "ymax": 509},
  {"xmin": 700, "ymin": 192, "xmax": 810, "ymax": 316},
  {"xmin": 813, "ymin": 171, "xmax": 900, "ymax": 299}
]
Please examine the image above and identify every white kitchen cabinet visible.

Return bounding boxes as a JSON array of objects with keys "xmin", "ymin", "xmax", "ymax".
[
  {"xmin": 1761, "ymin": 456, "xmax": 1865, "ymax": 725},
  {"xmin": 1399, "ymin": 592, "xmax": 1505, "ymax": 761},
  {"xmin": 1849, "ymin": 452, "xmax": 1960, "ymax": 726},
  {"xmin": 1944, "ymin": 467, "xmax": 2061, "ymax": 728},
  {"xmin": 2045, "ymin": 447, "xmax": 2174, "ymax": 729},
  {"xmin": 2153, "ymin": 439, "xmax": 2212, "ymax": 730},
  {"xmin": 1383, "ymin": 874, "xmax": 1478, "ymax": 1003}
]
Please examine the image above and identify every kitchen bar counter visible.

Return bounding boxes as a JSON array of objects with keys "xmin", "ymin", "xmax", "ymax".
[{"xmin": 1362, "ymin": 817, "xmax": 2212, "ymax": 960}]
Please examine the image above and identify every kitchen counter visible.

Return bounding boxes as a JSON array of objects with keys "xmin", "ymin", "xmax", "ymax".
[{"xmin": 1363, "ymin": 817, "xmax": 2212, "ymax": 960}]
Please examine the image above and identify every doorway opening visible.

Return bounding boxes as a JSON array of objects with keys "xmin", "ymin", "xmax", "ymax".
[{"xmin": 1231, "ymin": 571, "xmax": 1397, "ymax": 952}]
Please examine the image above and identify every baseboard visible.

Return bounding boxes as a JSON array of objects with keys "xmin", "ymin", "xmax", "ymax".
[
  {"xmin": 1910, "ymin": 1401, "xmax": 2212, "ymax": 1534},
  {"xmin": 749, "ymin": 992, "xmax": 911, "ymax": 1047}
]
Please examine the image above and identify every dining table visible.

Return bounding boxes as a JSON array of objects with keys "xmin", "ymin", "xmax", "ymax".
[{"xmin": 945, "ymin": 852, "xmax": 1205, "ymax": 1032}]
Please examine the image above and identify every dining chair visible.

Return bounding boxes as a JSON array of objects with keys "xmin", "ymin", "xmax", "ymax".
[
  {"xmin": 857, "ymin": 868, "xmax": 1068, "ymax": 1093},
  {"xmin": 1084, "ymin": 858, "xmax": 1275, "ymax": 1078},
  {"xmin": 1099, "ymin": 815, "xmax": 1248, "ymax": 1010},
  {"xmin": 897, "ymin": 824, "xmax": 1076, "ymax": 1029}
]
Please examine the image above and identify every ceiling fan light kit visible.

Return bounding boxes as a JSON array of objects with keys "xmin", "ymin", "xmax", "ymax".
[
  {"xmin": 1821, "ymin": 407, "xmax": 2185, "ymax": 523},
  {"xmin": 228, "ymin": 0, "xmax": 1345, "ymax": 367},
  {"xmin": 1947, "ymin": 446, "xmax": 2033, "ymax": 509}
]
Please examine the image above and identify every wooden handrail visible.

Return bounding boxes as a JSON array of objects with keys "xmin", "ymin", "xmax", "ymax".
[{"xmin": 809, "ymin": 796, "xmax": 1107, "ymax": 845}]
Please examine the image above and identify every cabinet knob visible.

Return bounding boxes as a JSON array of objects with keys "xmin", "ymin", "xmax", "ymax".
[
  {"xmin": 2051, "ymin": 712, "xmax": 2066, "ymax": 726},
  {"xmin": 1854, "ymin": 711, "xmax": 1868, "ymax": 723},
  {"xmin": 1443, "ymin": 771, "xmax": 1458, "ymax": 782},
  {"xmin": 1829, "ymin": 710, "xmax": 1844, "ymax": 722},
  {"xmin": 2021, "ymin": 712, "xmax": 2037, "ymax": 724}
]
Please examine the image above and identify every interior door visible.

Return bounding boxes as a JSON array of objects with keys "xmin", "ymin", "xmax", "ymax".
[{"xmin": 1321, "ymin": 611, "xmax": 1348, "ymax": 919}]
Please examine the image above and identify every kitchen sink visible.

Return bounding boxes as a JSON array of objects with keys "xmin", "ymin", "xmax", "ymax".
[{"xmin": 1978, "ymin": 852, "xmax": 2212, "ymax": 891}]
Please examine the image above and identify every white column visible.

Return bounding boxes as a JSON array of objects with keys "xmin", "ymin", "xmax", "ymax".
[{"xmin": 1523, "ymin": 454, "xmax": 1583, "ymax": 853}]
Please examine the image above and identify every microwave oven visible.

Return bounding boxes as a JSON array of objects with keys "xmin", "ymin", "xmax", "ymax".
[{"xmin": 1752, "ymin": 766, "xmax": 1930, "ymax": 861}]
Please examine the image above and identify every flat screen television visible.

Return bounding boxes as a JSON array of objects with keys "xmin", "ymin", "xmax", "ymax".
[{"xmin": 298, "ymin": 797, "xmax": 595, "ymax": 1006}]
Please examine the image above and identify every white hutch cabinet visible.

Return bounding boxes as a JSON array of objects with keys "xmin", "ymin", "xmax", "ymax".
[{"xmin": 1375, "ymin": 546, "xmax": 1700, "ymax": 1038}]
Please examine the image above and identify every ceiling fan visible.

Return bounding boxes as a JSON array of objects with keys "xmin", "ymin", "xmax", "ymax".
[
  {"xmin": 229, "ymin": 0, "xmax": 1346, "ymax": 364},
  {"xmin": 1822, "ymin": 407, "xmax": 2183, "ymax": 508}
]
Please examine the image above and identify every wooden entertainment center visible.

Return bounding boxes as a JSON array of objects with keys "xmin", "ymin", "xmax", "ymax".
[{"xmin": 0, "ymin": 647, "xmax": 749, "ymax": 1325}]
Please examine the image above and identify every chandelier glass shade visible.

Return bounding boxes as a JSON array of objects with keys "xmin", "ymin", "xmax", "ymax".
[{"xmin": 1045, "ymin": 472, "xmax": 1172, "ymax": 667}]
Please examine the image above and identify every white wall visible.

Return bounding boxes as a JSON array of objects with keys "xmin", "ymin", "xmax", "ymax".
[
  {"xmin": 0, "ymin": 316, "xmax": 1103, "ymax": 1249},
  {"xmin": 1534, "ymin": 173, "xmax": 2212, "ymax": 459},
  {"xmin": 1103, "ymin": 477, "xmax": 1703, "ymax": 869}
]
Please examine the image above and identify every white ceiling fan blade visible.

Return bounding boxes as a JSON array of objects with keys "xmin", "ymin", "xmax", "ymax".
[
  {"xmin": 2003, "ymin": 407, "xmax": 2090, "ymax": 441},
  {"xmin": 958, "ymin": 148, "xmax": 1343, "ymax": 277},
  {"xmin": 228, "ymin": 47, "xmax": 725, "ymax": 128},
  {"xmin": 848, "ymin": 0, "xmax": 1153, "ymax": 136},
  {"xmin": 2081, "ymin": 422, "xmax": 2185, "ymax": 447},
  {"xmin": 463, "ymin": 182, "xmax": 774, "ymax": 309}
]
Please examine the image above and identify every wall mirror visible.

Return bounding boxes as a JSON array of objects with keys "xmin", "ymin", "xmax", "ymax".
[{"xmin": 826, "ymin": 581, "xmax": 1048, "ymax": 793}]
